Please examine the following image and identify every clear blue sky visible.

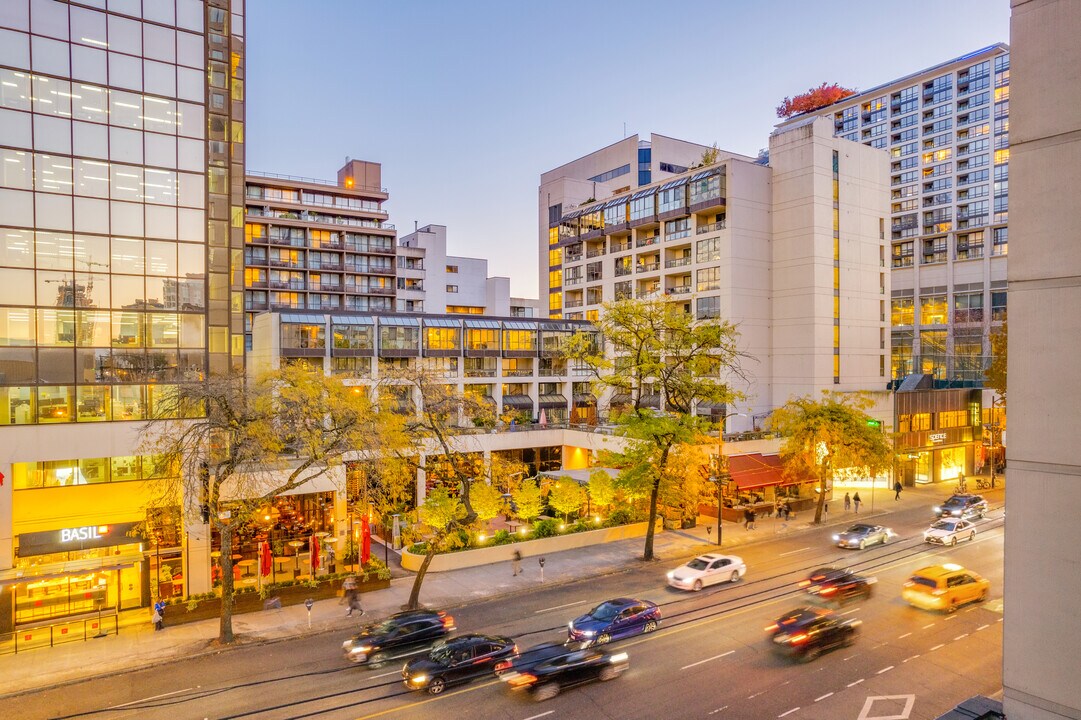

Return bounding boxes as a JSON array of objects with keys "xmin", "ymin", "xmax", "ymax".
[{"xmin": 246, "ymin": 0, "xmax": 1010, "ymax": 298}]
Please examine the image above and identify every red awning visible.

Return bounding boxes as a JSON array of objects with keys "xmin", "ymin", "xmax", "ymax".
[{"xmin": 728, "ymin": 453, "xmax": 804, "ymax": 490}]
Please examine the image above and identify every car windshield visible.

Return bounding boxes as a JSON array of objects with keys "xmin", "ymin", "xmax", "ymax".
[
  {"xmin": 848, "ymin": 525, "xmax": 873, "ymax": 533},
  {"xmin": 944, "ymin": 497, "xmax": 967, "ymax": 508},
  {"xmin": 686, "ymin": 558, "xmax": 710, "ymax": 571},
  {"xmin": 589, "ymin": 602, "xmax": 625, "ymax": 622},
  {"xmin": 910, "ymin": 576, "xmax": 939, "ymax": 589},
  {"xmin": 373, "ymin": 619, "xmax": 402, "ymax": 634},
  {"xmin": 428, "ymin": 642, "xmax": 457, "ymax": 663},
  {"xmin": 931, "ymin": 520, "xmax": 958, "ymax": 531}
]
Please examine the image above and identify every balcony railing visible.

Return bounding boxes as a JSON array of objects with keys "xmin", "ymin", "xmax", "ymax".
[
  {"xmin": 666, "ymin": 285, "xmax": 692, "ymax": 295},
  {"xmin": 614, "ymin": 267, "xmax": 633, "ymax": 277},
  {"xmin": 665, "ymin": 257, "xmax": 691, "ymax": 268},
  {"xmin": 636, "ymin": 262, "xmax": 660, "ymax": 273},
  {"xmin": 565, "ymin": 300, "xmax": 583, "ymax": 308},
  {"xmin": 586, "ymin": 248, "xmax": 605, "ymax": 258},
  {"xmin": 636, "ymin": 236, "xmax": 659, "ymax": 247},
  {"xmin": 503, "ymin": 370, "xmax": 533, "ymax": 377},
  {"xmin": 564, "ymin": 277, "xmax": 582, "ymax": 286},
  {"xmin": 611, "ymin": 241, "xmax": 632, "ymax": 252},
  {"xmin": 696, "ymin": 220, "xmax": 726, "ymax": 234}
]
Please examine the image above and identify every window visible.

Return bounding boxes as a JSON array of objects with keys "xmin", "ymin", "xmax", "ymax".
[
  {"xmin": 992, "ymin": 227, "xmax": 1008, "ymax": 256},
  {"xmin": 587, "ymin": 164, "xmax": 630, "ymax": 183},
  {"xmin": 659, "ymin": 162, "xmax": 687, "ymax": 173},
  {"xmin": 922, "ymin": 237, "xmax": 947, "ymax": 264},
  {"xmin": 658, "ymin": 185, "xmax": 686, "ymax": 214},
  {"xmin": 630, "ymin": 194, "xmax": 655, "ymax": 221},
  {"xmin": 689, "ymin": 173, "xmax": 723, "ymax": 206},
  {"xmin": 665, "ymin": 218, "xmax": 690, "ymax": 240},
  {"xmin": 445, "ymin": 265, "xmax": 458, "ymax": 273},
  {"xmin": 425, "ymin": 327, "xmax": 461, "ymax": 351},
  {"xmin": 956, "ymin": 231, "xmax": 984, "ymax": 260},
  {"xmin": 696, "ymin": 267, "xmax": 719, "ymax": 292},
  {"xmin": 503, "ymin": 330, "xmax": 537, "ymax": 352},
  {"xmin": 446, "ymin": 285, "xmax": 458, "ymax": 293},
  {"xmin": 991, "ymin": 291, "xmax": 1007, "ymax": 321},
  {"xmin": 696, "ymin": 237, "xmax": 720, "ymax": 263},
  {"xmin": 332, "ymin": 324, "xmax": 373, "ymax": 349},
  {"xmin": 696, "ymin": 296, "xmax": 720, "ymax": 320},
  {"xmin": 892, "ymin": 242, "xmax": 914, "ymax": 268},
  {"xmin": 920, "ymin": 295, "xmax": 947, "ymax": 325},
  {"xmin": 954, "ymin": 292, "xmax": 984, "ymax": 323}
]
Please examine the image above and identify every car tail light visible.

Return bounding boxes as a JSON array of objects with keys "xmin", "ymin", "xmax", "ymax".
[
  {"xmin": 512, "ymin": 644, "xmax": 519, "ymax": 654},
  {"xmin": 798, "ymin": 580, "xmax": 811, "ymax": 588},
  {"xmin": 440, "ymin": 612, "xmax": 455, "ymax": 629},
  {"xmin": 819, "ymin": 586, "xmax": 836, "ymax": 596},
  {"xmin": 764, "ymin": 623, "xmax": 779, "ymax": 632},
  {"xmin": 788, "ymin": 633, "xmax": 809, "ymax": 644},
  {"xmin": 494, "ymin": 660, "xmax": 511, "ymax": 673},
  {"xmin": 508, "ymin": 673, "xmax": 537, "ymax": 687}
]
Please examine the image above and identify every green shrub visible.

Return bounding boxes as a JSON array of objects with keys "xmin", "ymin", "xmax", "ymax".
[
  {"xmin": 492, "ymin": 529, "xmax": 512, "ymax": 545},
  {"xmin": 532, "ymin": 519, "xmax": 559, "ymax": 538},
  {"xmin": 605, "ymin": 509, "xmax": 634, "ymax": 527},
  {"xmin": 409, "ymin": 542, "xmax": 429, "ymax": 554}
]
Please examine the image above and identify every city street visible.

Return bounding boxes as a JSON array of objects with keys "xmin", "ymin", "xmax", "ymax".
[{"xmin": 14, "ymin": 501, "xmax": 1004, "ymax": 720}]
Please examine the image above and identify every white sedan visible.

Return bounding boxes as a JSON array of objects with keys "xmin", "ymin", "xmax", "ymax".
[
  {"xmin": 923, "ymin": 518, "xmax": 977, "ymax": 546},
  {"xmin": 667, "ymin": 553, "xmax": 745, "ymax": 591}
]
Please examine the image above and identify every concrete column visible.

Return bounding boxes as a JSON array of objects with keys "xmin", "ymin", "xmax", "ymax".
[
  {"xmin": 416, "ymin": 454, "xmax": 427, "ymax": 504},
  {"xmin": 185, "ymin": 520, "xmax": 212, "ymax": 595}
]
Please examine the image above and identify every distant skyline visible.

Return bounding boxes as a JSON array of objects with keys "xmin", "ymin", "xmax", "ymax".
[{"xmin": 247, "ymin": 0, "xmax": 1010, "ymax": 298}]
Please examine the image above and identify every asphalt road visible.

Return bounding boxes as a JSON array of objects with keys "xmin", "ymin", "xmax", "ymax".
[{"xmin": 17, "ymin": 503, "xmax": 1005, "ymax": 720}]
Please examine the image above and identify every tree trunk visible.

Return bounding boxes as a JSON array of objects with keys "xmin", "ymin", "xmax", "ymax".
[
  {"xmin": 218, "ymin": 522, "xmax": 235, "ymax": 643},
  {"xmin": 813, "ymin": 462, "xmax": 830, "ymax": 525},
  {"xmin": 406, "ymin": 538, "xmax": 439, "ymax": 610},
  {"xmin": 642, "ymin": 444, "xmax": 671, "ymax": 561}
]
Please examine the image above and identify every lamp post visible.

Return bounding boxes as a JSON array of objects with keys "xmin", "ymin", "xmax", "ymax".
[{"xmin": 711, "ymin": 411, "xmax": 746, "ymax": 546}]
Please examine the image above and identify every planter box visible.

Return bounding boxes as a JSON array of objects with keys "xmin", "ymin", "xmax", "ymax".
[
  {"xmin": 401, "ymin": 519, "xmax": 661, "ymax": 573},
  {"xmin": 164, "ymin": 576, "xmax": 389, "ymax": 626}
]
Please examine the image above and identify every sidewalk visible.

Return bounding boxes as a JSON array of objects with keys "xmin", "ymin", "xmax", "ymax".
[{"xmin": 0, "ymin": 479, "xmax": 987, "ymax": 698}]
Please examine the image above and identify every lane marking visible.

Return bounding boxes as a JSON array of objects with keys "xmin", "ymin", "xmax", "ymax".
[
  {"xmin": 778, "ymin": 708, "xmax": 800, "ymax": 718},
  {"xmin": 522, "ymin": 712, "xmax": 554, "ymax": 720},
  {"xmin": 108, "ymin": 688, "xmax": 194, "ymax": 709},
  {"xmin": 708, "ymin": 707, "xmax": 729, "ymax": 715},
  {"xmin": 977, "ymin": 624, "xmax": 990, "ymax": 631},
  {"xmin": 954, "ymin": 633, "xmax": 969, "ymax": 641},
  {"xmin": 877, "ymin": 665, "xmax": 894, "ymax": 674},
  {"xmin": 681, "ymin": 650, "xmax": 734, "ymax": 670},
  {"xmin": 930, "ymin": 643, "xmax": 945, "ymax": 651},
  {"xmin": 779, "ymin": 547, "xmax": 811, "ymax": 557},
  {"xmin": 840, "ymin": 608, "xmax": 861, "ymax": 615},
  {"xmin": 848, "ymin": 678, "xmax": 865, "ymax": 687},
  {"xmin": 922, "ymin": 623, "xmax": 936, "ymax": 629},
  {"xmin": 898, "ymin": 632, "xmax": 911, "ymax": 639},
  {"xmin": 815, "ymin": 693, "xmax": 834, "ymax": 702},
  {"xmin": 534, "ymin": 599, "xmax": 588, "ymax": 614},
  {"xmin": 903, "ymin": 654, "xmax": 920, "ymax": 662},
  {"xmin": 944, "ymin": 615, "xmax": 957, "ymax": 621},
  {"xmin": 370, "ymin": 670, "xmax": 401, "ymax": 679}
]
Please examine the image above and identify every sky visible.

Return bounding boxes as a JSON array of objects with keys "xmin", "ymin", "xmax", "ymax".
[{"xmin": 246, "ymin": 0, "xmax": 1011, "ymax": 299}]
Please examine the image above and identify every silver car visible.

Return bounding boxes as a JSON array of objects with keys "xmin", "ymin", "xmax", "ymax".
[
  {"xmin": 923, "ymin": 518, "xmax": 977, "ymax": 546},
  {"xmin": 833, "ymin": 524, "xmax": 892, "ymax": 550}
]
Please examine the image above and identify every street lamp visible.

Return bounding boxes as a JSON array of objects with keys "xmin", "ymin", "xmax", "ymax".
[{"xmin": 710, "ymin": 411, "xmax": 746, "ymax": 546}]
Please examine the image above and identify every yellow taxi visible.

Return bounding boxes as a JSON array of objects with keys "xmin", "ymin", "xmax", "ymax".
[{"xmin": 902, "ymin": 563, "xmax": 990, "ymax": 613}]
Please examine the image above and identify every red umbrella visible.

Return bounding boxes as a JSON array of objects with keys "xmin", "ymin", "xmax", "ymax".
[
  {"xmin": 259, "ymin": 540, "xmax": 272, "ymax": 577},
  {"xmin": 310, "ymin": 534, "xmax": 320, "ymax": 572},
  {"xmin": 361, "ymin": 517, "xmax": 371, "ymax": 565}
]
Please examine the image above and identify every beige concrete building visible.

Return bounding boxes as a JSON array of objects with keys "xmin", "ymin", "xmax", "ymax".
[
  {"xmin": 540, "ymin": 119, "xmax": 891, "ymax": 430},
  {"xmin": 1003, "ymin": 1, "xmax": 1081, "ymax": 717}
]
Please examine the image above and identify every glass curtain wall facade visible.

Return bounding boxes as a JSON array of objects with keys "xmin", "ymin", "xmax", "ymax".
[{"xmin": 0, "ymin": 0, "xmax": 244, "ymax": 630}]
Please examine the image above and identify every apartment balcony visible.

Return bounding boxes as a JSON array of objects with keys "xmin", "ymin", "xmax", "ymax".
[
  {"xmin": 356, "ymin": 286, "xmax": 394, "ymax": 296},
  {"xmin": 309, "ymin": 282, "xmax": 343, "ymax": 292},
  {"xmin": 270, "ymin": 280, "xmax": 306, "ymax": 290},
  {"xmin": 565, "ymin": 300, "xmax": 583, "ymax": 308},
  {"xmin": 269, "ymin": 259, "xmax": 305, "ymax": 269},
  {"xmin": 464, "ymin": 369, "xmax": 496, "ymax": 378},
  {"xmin": 666, "ymin": 229, "xmax": 691, "ymax": 241},
  {"xmin": 565, "ymin": 253, "xmax": 583, "ymax": 263},
  {"xmin": 247, "ymin": 280, "xmax": 268, "ymax": 289},
  {"xmin": 665, "ymin": 257, "xmax": 691, "ymax": 268},
  {"xmin": 565, "ymin": 277, "xmax": 582, "ymax": 286},
  {"xmin": 586, "ymin": 273, "xmax": 602, "ymax": 283},
  {"xmin": 503, "ymin": 370, "xmax": 534, "ymax": 378},
  {"xmin": 636, "ymin": 262, "xmax": 660, "ymax": 273},
  {"xmin": 580, "ymin": 228, "xmax": 603, "ymax": 241},
  {"xmin": 666, "ymin": 285, "xmax": 692, "ymax": 295},
  {"xmin": 696, "ymin": 220, "xmax": 726, "ymax": 234},
  {"xmin": 270, "ymin": 302, "xmax": 305, "ymax": 310},
  {"xmin": 586, "ymin": 248, "xmax": 606, "ymax": 258},
  {"xmin": 614, "ymin": 267, "xmax": 633, "ymax": 278},
  {"xmin": 636, "ymin": 236, "xmax": 659, "ymax": 248},
  {"xmin": 611, "ymin": 241, "xmax": 633, "ymax": 253}
]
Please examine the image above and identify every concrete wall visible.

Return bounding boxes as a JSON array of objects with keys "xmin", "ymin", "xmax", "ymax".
[
  {"xmin": 1003, "ymin": 2, "xmax": 1081, "ymax": 718},
  {"xmin": 401, "ymin": 519, "xmax": 660, "ymax": 573}
]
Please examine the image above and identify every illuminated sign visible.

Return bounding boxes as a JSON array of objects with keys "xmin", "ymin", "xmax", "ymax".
[
  {"xmin": 929, "ymin": 433, "xmax": 947, "ymax": 443},
  {"xmin": 60, "ymin": 526, "xmax": 110, "ymax": 543}
]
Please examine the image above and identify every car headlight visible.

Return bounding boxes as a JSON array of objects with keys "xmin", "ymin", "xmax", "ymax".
[
  {"xmin": 342, "ymin": 641, "xmax": 352, "ymax": 649},
  {"xmin": 666, "ymin": 571, "xmax": 675, "ymax": 579},
  {"xmin": 350, "ymin": 645, "xmax": 372, "ymax": 654},
  {"xmin": 582, "ymin": 630, "xmax": 595, "ymax": 637},
  {"xmin": 832, "ymin": 535, "xmax": 840, "ymax": 541},
  {"xmin": 410, "ymin": 674, "xmax": 428, "ymax": 685},
  {"xmin": 933, "ymin": 506, "xmax": 941, "ymax": 513}
]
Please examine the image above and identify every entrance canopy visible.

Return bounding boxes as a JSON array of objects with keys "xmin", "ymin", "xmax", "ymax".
[{"xmin": 728, "ymin": 453, "xmax": 803, "ymax": 490}]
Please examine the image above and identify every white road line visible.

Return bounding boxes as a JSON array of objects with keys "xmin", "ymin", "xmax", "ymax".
[
  {"xmin": 944, "ymin": 615, "xmax": 957, "ymax": 621},
  {"xmin": 681, "ymin": 650, "xmax": 734, "ymax": 670},
  {"xmin": 839, "ymin": 608, "xmax": 861, "ymax": 615},
  {"xmin": 977, "ymin": 624, "xmax": 990, "ymax": 631},
  {"xmin": 748, "ymin": 691, "xmax": 765, "ymax": 699},
  {"xmin": 877, "ymin": 666, "xmax": 894, "ymax": 674},
  {"xmin": 534, "ymin": 600, "xmax": 588, "ymax": 613},
  {"xmin": 898, "ymin": 632, "xmax": 912, "ymax": 639},
  {"xmin": 930, "ymin": 643, "xmax": 945, "ymax": 651},
  {"xmin": 108, "ymin": 688, "xmax": 194, "ymax": 709},
  {"xmin": 954, "ymin": 633, "xmax": 969, "ymax": 641},
  {"xmin": 843, "ymin": 655, "xmax": 858, "ymax": 661},
  {"xmin": 778, "ymin": 708, "xmax": 800, "ymax": 718},
  {"xmin": 522, "ymin": 711, "xmax": 555, "ymax": 720},
  {"xmin": 370, "ymin": 670, "xmax": 401, "ymax": 679},
  {"xmin": 847, "ymin": 678, "xmax": 864, "ymax": 687},
  {"xmin": 903, "ymin": 654, "xmax": 920, "ymax": 663},
  {"xmin": 923, "ymin": 623, "xmax": 936, "ymax": 629},
  {"xmin": 779, "ymin": 547, "xmax": 811, "ymax": 557},
  {"xmin": 707, "ymin": 706, "xmax": 729, "ymax": 715},
  {"xmin": 815, "ymin": 693, "xmax": 834, "ymax": 702}
]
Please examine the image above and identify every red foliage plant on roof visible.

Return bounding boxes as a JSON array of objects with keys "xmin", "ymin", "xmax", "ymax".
[{"xmin": 776, "ymin": 83, "xmax": 858, "ymax": 119}]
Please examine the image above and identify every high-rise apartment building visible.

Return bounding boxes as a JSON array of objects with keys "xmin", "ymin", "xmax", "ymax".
[
  {"xmin": 242, "ymin": 160, "xmax": 395, "ymax": 349},
  {"xmin": 539, "ymin": 119, "xmax": 891, "ymax": 428},
  {"xmin": 0, "ymin": 0, "xmax": 245, "ymax": 631},
  {"xmin": 776, "ymin": 44, "xmax": 1010, "ymax": 387}
]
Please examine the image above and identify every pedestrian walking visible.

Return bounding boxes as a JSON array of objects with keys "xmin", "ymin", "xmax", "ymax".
[
  {"xmin": 844, "ymin": 493, "xmax": 851, "ymax": 512},
  {"xmin": 958, "ymin": 472, "xmax": 966, "ymax": 493},
  {"xmin": 743, "ymin": 508, "xmax": 752, "ymax": 530},
  {"xmin": 782, "ymin": 502, "xmax": 791, "ymax": 521},
  {"xmin": 343, "ymin": 575, "xmax": 360, "ymax": 617},
  {"xmin": 853, "ymin": 492, "xmax": 862, "ymax": 513},
  {"xmin": 894, "ymin": 480, "xmax": 903, "ymax": 500},
  {"xmin": 152, "ymin": 600, "xmax": 166, "ymax": 631},
  {"xmin": 512, "ymin": 549, "xmax": 522, "ymax": 576}
]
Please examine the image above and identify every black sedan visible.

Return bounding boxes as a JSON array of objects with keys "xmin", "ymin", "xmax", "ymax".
[
  {"xmin": 832, "ymin": 523, "xmax": 892, "ymax": 549},
  {"xmin": 799, "ymin": 567, "xmax": 873, "ymax": 605},
  {"xmin": 403, "ymin": 633, "xmax": 517, "ymax": 695},
  {"xmin": 770, "ymin": 612, "xmax": 861, "ymax": 662},
  {"xmin": 342, "ymin": 609, "xmax": 455, "ymax": 666},
  {"xmin": 500, "ymin": 642, "xmax": 629, "ymax": 702},
  {"xmin": 934, "ymin": 493, "xmax": 988, "ymax": 520}
]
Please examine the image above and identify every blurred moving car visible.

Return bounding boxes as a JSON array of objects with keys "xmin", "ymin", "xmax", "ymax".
[
  {"xmin": 667, "ymin": 553, "xmax": 746, "ymax": 591},
  {"xmin": 402, "ymin": 633, "xmax": 516, "ymax": 695},
  {"xmin": 799, "ymin": 567, "xmax": 873, "ymax": 604},
  {"xmin": 499, "ymin": 642, "xmax": 629, "ymax": 701},
  {"xmin": 567, "ymin": 598, "xmax": 660, "ymax": 646},
  {"xmin": 933, "ymin": 493, "xmax": 988, "ymax": 520},
  {"xmin": 902, "ymin": 563, "xmax": 990, "ymax": 613},
  {"xmin": 769, "ymin": 612, "xmax": 861, "ymax": 662},
  {"xmin": 833, "ymin": 523, "xmax": 892, "ymax": 550},
  {"xmin": 342, "ymin": 609, "xmax": 454, "ymax": 665},
  {"xmin": 764, "ymin": 606, "xmax": 835, "ymax": 638},
  {"xmin": 923, "ymin": 518, "xmax": 977, "ymax": 546}
]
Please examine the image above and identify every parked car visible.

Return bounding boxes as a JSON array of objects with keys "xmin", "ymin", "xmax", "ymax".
[
  {"xmin": 769, "ymin": 612, "xmax": 861, "ymax": 662},
  {"xmin": 402, "ymin": 633, "xmax": 516, "ymax": 695},
  {"xmin": 343, "ymin": 609, "xmax": 454, "ymax": 665},
  {"xmin": 499, "ymin": 642, "xmax": 629, "ymax": 701},
  {"xmin": 799, "ymin": 567, "xmax": 873, "ymax": 604},
  {"xmin": 902, "ymin": 563, "xmax": 990, "ymax": 613},
  {"xmin": 567, "ymin": 598, "xmax": 660, "ymax": 646},
  {"xmin": 923, "ymin": 518, "xmax": 977, "ymax": 546},
  {"xmin": 833, "ymin": 523, "xmax": 893, "ymax": 550},
  {"xmin": 933, "ymin": 494, "xmax": 988, "ymax": 520},
  {"xmin": 667, "ymin": 553, "xmax": 746, "ymax": 591}
]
